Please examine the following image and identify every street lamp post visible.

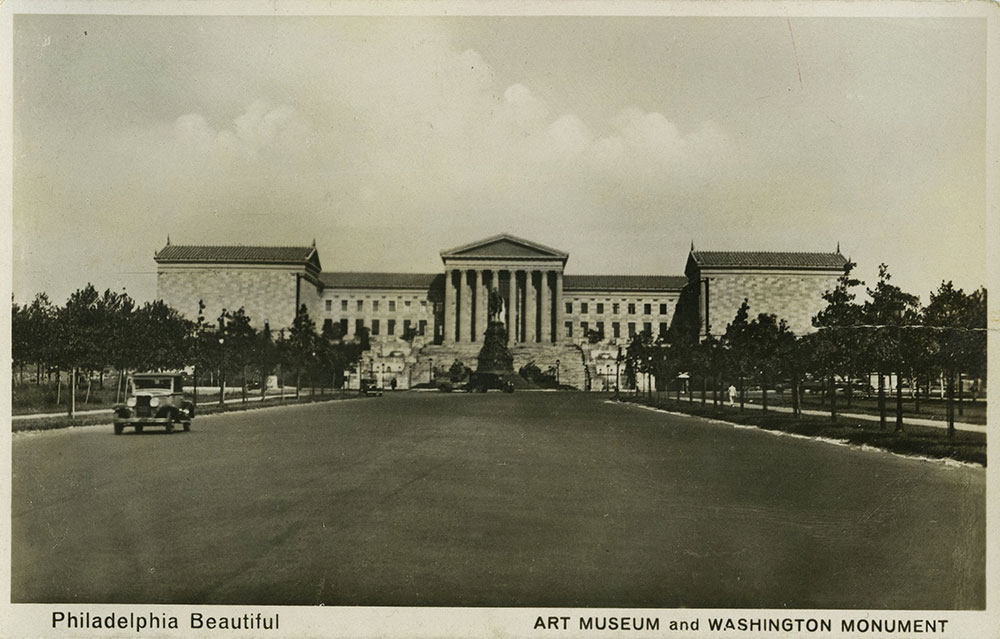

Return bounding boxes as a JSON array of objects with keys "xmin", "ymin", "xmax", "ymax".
[
  {"xmin": 647, "ymin": 355, "xmax": 653, "ymax": 401},
  {"xmin": 556, "ymin": 359, "xmax": 560, "ymax": 386},
  {"xmin": 218, "ymin": 337, "xmax": 225, "ymax": 407}
]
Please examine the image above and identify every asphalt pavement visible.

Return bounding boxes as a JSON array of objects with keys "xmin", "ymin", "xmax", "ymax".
[{"xmin": 11, "ymin": 392, "xmax": 985, "ymax": 608}]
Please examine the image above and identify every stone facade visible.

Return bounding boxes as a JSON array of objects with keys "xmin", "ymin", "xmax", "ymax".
[
  {"xmin": 681, "ymin": 249, "xmax": 848, "ymax": 338},
  {"xmin": 157, "ymin": 265, "xmax": 316, "ymax": 329},
  {"xmin": 698, "ymin": 271, "xmax": 841, "ymax": 336}
]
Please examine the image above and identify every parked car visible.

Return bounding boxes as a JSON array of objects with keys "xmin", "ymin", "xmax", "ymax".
[
  {"xmin": 113, "ymin": 372, "xmax": 194, "ymax": 435},
  {"xmin": 359, "ymin": 378, "xmax": 383, "ymax": 397},
  {"xmin": 466, "ymin": 372, "xmax": 515, "ymax": 393}
]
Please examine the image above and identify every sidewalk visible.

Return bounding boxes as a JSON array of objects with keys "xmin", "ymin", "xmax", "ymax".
[
  {"xmin": 11, "ymin": 392, "xmax": 298, "ymax": 421},
  {"xmin": 642, "ymin": 393, "xmax": 986, "ymax": 434}
]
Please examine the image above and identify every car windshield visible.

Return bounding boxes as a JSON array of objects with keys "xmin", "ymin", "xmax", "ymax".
[{"xmin": 132, "ymin": 378, "xmax": 173, "ymax": 391}]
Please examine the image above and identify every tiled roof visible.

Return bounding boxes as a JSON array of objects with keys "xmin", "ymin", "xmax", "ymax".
[
  {"xmin": 319, "ymin": 272, "xmax": 442, "ymax": 289},
  {"xmin": 690, "ymin": 251, "xmax": 848, "ymax": 270},
  {"xmin": 564, "ymin": 275, "xmax": 687, "ymax": 292},
  {"xmin": 155, "ymin": 244, "xmax": 317, "ymax": 264}
]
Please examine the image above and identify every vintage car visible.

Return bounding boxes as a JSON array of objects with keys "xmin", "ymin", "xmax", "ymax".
[
  {"xmin": 113, "ymin": 372, "xmax": 194, "ymax": 435},
  {"xmin": 466, "ymin": 372, "xmax": 515, "ymax": 393},
  {"xmin": 359, "ymin": 378, "xmax": 383, "ymax": 397}
]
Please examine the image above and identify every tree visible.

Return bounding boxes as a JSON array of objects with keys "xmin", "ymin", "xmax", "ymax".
[
  {"xmin": 625, "ymin": 329, "xmax": 654, "ymax": 394},
  {"xmin": 722, "ymin": 299, "xmax": 753, "ymax": 411},
  {"xmin": 223, "ymin": 308, "xmax": 257, "ymax": 402},
  {"xmin": 923, "ymin": 282, "xmax": 987, "ymax": 437},
  {"xmin": 812, "ymin": 260, "xmax": 866, "ymax": 414},
  {"xmin": 743, "ymin": 313, "xmax": 795, "ymax": 412},
  {"xmin": 862, "ymin": 264, "xmax": 920, "ymax": 431},
  {"xmin": 55, "ymin": 285, "xmax": 105, "ymax": 416},
  {"xmin": 287, "ymin": 304, "xmax": 318, "ymax": 399},
  {"xmin": 132, "ymin": 300, "xmax": 192, "ymax": 373}
]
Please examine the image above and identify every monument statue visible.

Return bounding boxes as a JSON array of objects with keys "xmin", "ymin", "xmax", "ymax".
[
  {"xmin": 488, "ymin": 287, "xmax": 505, "ymax": 322},
  {"xmin": 475, "ymin": 286, "xmax": 515, "ymax": 383}
]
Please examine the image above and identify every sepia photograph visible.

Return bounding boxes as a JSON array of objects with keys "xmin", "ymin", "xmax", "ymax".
[{"xmin": 2, "ymin": 1, "xmax": 995, "ymax": 637}]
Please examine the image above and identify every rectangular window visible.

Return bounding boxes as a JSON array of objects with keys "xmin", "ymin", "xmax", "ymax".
[
  {"xmin": 628, "ymin": 322, "xmax": 636, "ymax": 337},
  {"xmin": 421, "ymin": 300, "xmax": 428, "ymax": 310},
  {"xmin": 565, "ymin": 321, "xmax": 573, "ymax": 338},
  {"xmin": 357, "ymin": 300, "xmax": 364, "ymax": 312},
  {"xmin": 612, "ymin": 322, "xmax": 621, "ymax": 338},
  {"xmin": 405, "ymin": 300, "xmax": 411, "ymax": 308},
  {"xmin": 644, "ymin": 303, "xmax": 652, "ymax": 315},
  {"xmin": 628, "ymin": 303, "xmax": 636, "ymax": 314},
  {"xmin": 373, "ymin": 301, "xmax": 380, "ymax": 313},
  {"xmin": 355, "ymin": 319, "xmax": 364, "ymax": 333},
  {"xmin": 325, "ymin": 300, "xmax": 332, "ymax": 312},
  {"xmin": 581, "ymin": 302, "xmax": 589, "ymax": 314},
  {"xmin": 612, "ymin": 303, "xmax": 619, "ymax": 314},
  {"xmin": 339, "ymin": 318, "xmax": 348, "ymax": 334},
  {"xmin": 341, "ymin": 299, "xmax": 348, "ymax": 312},
  {"xmin": 581, "ymin": 321, "xmax": 589, "ymax": 334},
  {"xmin": 419, "ymin": 319, "xmax": 427, "ymax": 335},
  {"xmin": 323, "ymin": 318, "xmax": 333, "ymax": 331},
  {"xmin": 596, "ymin": 303, "xmax": 604, "ymax": 314},
  {"xmin": 372, "ymin": 319, "xmax": 380, "ymax": 335},
  {"xmin": 659, "ymin": 322, "xmax": 668, "ymax": 337},
  {"xmin": 389, "ymin": 300, "xmax": 396, "ymax": 312},
  {"xmin": 596, "ymin": 321, "xmax": 604, "ymax": 336},
  {"xmin": 388, "ymin": 319, "xmax": 396, "ymax": 335},
  {"xmin": 644, "ymin": 322, "xmax": 652, "ymax": 334},
  {"xmin": 565, "ymin": 302, "xmax": 573, "ymax": 314},
  {"xmin": 403, "ymin": 319, "xmax": 411, "ymax": 335},
  {"xmin": 659, "ymin": 303, "xmax": 668, "ymax": 315}
]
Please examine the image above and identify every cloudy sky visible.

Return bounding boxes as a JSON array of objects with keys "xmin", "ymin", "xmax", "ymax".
[{"xmin": 11, "ymin": 10, "xmax": 988, "ymax": 306}]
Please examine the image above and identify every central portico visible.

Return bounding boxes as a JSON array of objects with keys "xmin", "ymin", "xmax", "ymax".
[{"xmin": 440, "ymin": 234, "xmax": 568, "ymax": 344}]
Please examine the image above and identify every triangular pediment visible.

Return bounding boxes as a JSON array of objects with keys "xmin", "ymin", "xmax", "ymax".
[{"xmin": 440, "ymin": 234, "xmax": 568, "ymax": 260}]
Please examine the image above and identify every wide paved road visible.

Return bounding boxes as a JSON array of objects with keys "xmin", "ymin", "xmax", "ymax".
[{"xmin": 11, "ymin": 393, "xmax": 985, "ymax": 608}]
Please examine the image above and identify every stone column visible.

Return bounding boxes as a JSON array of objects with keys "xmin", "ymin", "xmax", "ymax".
[
  {"xmin": 525, "ymin": 270, "xmax": 537, "ymax": 343},
  {"xmin": 475, "ymin": 269, "xmax": 489, "ymax": 341},
  {"xmin": 459, "ymin": 270, "xmax": 472, "ymax": 342},
  {"xmin": 540, "ymin": 270, "xmax": 551, "ymax": 343},
  {"xmin": 444, "ymin": 269, "xmax": 456, "ymax": 343},
  {"xmin": 554, "ymin": 271, "xmax": 564, "ymax": 342},
  {"xmin": 507, "ymin": 270, "xmax": 518, "ymax": 343}
]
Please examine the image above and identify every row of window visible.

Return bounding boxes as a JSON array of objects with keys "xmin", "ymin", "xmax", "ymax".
[
  {"xmin": 324, "ymin": 317, "xmax": 429, "ymax": 337},
  {"xmin": 567, "ymin": 302, "xmax": 671, "ymax": 316},
  {"xmin": 325, "ymin": 299, "xmax": 429, "ymax": 313},
  {"xmin": 564, "ymin": 321, "xmax": 669, "ymax": 339}
]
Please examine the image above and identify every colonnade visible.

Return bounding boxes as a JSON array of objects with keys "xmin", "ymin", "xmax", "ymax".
[{"xmin": 443, "ymin": 267, "xmax": 564, "ymax": 344}]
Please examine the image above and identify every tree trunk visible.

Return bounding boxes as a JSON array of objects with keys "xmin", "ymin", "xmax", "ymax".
[
  {"xmin": 914, "ymin": 373, "xmax": 920, "ymax": 413},
  {"xmin": 792, "ymin": 376, "xmax": 800, "ymax": 417},
  {"xmin": 218, "ymin": 368, "xmax": 225, "ymax": 407},
  {"xmin": 829, "ymin": 374, "xmax": 837, "ymax": 422},
  {"xmin": 957, "ymin": 372, "xmax": 964, "ymax": 417},
  {"xmin": 193, "ymin": 367, "xmax": 199, "ymax": 406},
  {"xmin": 877, "ymin": 371, "xmax": 886, "ymax": 430},
  {"xmin": 242, "ymin": 365, "xmax": 248, "ymax": 403},
  {"xmin": 894, "ymin": 368, "xmax": 904, "ymax": 432},
  {"xmin": 946, "ymin": 371, "xmax": 955, "ymax": 438},
  {"xmin": 846, "ymin": 377, "xmax": 853, "ymax": 408},
  {"xmin": 701, "ymin": 377, "xmax": 707, "ymax": 406},
  {"xmin": 84, "ymin": 375, "xmax": 92, "ymax": 405},
  {"xmin": 56, "ymin": 369, "xmax": 61, "ymax": 405},
  {"xmin": 739, "ymin": 377, "xmax": 745, "ymax": 413},
  {"xmin": 296, "ymin": 371, "xmax": 301, "ymax": 399},
  {"xmin": 69, "ymin": 367, "xmax": 76, "ymax": 419}
]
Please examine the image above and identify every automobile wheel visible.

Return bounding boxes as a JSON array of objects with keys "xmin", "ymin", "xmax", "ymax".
[
  {"xmin": 165, "ymin": 423, "xmax": 174, "ymax": 434},
  {"xmin": 114, "ymin": 424, "xmax": 123, "ymax": 435},
  {"xmin": 183, "ymin": 421, "xmax": 191, "ymax": 432},
  {"xmin": 135, "ymin": 425, "xmax": 144, "ymax": 434}
]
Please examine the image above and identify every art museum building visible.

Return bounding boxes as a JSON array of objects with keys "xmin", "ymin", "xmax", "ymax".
[{"xmin": 155, "ymin": 233, "xmax": 847, "ymax": 389}]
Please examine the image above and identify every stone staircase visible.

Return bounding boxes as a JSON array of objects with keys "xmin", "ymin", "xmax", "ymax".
[{"xmin": 416, "ymin": 341, "xmax": 589, "ymax": 389}]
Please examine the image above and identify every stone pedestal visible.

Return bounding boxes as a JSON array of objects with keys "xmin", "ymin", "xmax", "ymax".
[{"xmin": 476, "ymin": 321, "xmax": 514, "ymax": 375}]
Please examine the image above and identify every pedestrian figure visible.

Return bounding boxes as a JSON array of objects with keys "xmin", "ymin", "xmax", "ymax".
[
  {"xmin": 390, "ymin": 377, "xmax": 397, "ymax": 391},
  {"xmin": 728, "ymin": 384, "xmax": 737, "ymax": 407}
]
